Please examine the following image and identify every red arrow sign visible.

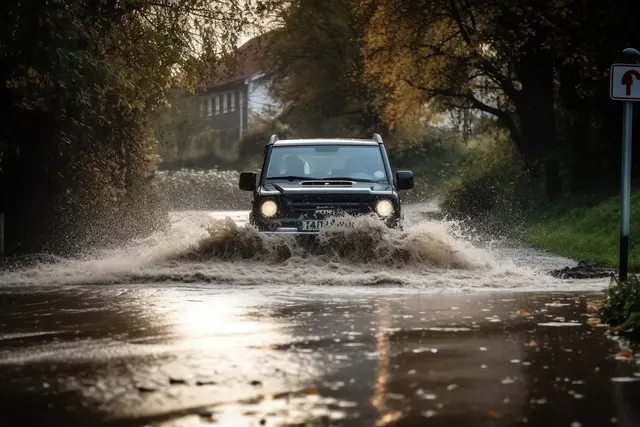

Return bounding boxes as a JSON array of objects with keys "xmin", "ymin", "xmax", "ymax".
[{"xmin": 622, "ymin": 70, "xmax": 640, "ymax": 96}]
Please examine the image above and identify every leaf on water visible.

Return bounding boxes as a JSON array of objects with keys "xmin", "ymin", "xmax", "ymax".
[
  {"xmin": 485, "ymin": 410, "xmax": 501, "ymax": 418},
  {"xmin": 616, "ymin": 349, "xmax": 632, "ymax": 360},
  {"xmin": 586, "ymin": 318, "xmax": 601, "ymax": 326},
  {"xmin": 305, "ymin": 388, "xmax": 318, "ymax": 395},
  {"xmin": 516, "ymin": 309, "xmax": 530, "ymax": 317},
  {"xmin": 525, "ymin": 340, "xmax": 538, "ymax": 347},
  {"xmin": 586, "ymin": 299, "xmax": 602, "ymax": 311}
]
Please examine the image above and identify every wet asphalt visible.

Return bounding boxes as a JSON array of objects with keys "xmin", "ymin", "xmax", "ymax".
[{"xmin": 0, "ymin": 285, "xmax": 638, "ymax": 427}]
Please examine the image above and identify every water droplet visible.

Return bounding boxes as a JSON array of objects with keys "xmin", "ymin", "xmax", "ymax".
[{"xmin": 423, "ymin": 410, "xmax": 437, "ymax": 418}]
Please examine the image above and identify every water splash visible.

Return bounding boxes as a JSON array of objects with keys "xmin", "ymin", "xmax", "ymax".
[
  {"xmin": 176, "ymin": 214, "xmax": 487, "ymax": 270},
  {"xmin": 0, "ymin": 207, "xmax": 608, "ymax": 291}
]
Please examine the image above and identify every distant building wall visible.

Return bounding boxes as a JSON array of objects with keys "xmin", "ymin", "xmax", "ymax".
[
  {"xmin": 195, "ymin": 80, "xmax": 249, "ymax": 163},
  {"xmin": 247, "ymin": 73, "xmax": 281, "ymax": 120},
  {"xmin": 160, "ymin": 32, "xmax": 281, "ymax": 169}
]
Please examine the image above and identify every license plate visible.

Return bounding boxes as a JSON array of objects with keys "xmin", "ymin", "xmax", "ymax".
[
  {"xmin": 300, "ymin": 220, "xmax": 328, "ymax": 231},
  {"xmin": 300, "ymin": 218, "xmax": 351, "ymax": 231}
]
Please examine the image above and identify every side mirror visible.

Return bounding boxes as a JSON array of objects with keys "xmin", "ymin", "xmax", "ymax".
[
  {"xmin": 239, "ymin": 172, "xmax": 257, "ymax": 191},
  {"xmin": 396, "ymin": 170, "xmax": 414, "ymax": 190}
]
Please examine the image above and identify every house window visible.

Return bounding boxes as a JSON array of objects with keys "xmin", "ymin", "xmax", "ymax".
[
  {"xmin": 230, "ymin": 92, "xmax": 235, "ymax": 112},
  {"xmin": 223, "ymin": 93, "xmax": 228, "ymax": 113},
  {"xmin": 200, "ymin": 97, "xmax": 205, "ymax": 117},
  {"xmin": 207, "ymin": 96, "xmax": 212, "ymax": 116},
  {"xmin": 215, "ymin": 95, "xmax": 220, "ymax": 115}
]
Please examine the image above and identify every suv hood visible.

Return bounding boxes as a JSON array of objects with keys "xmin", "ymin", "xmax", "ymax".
[{"xmin": 258, "ymin": 181, "xmax": 394, "ymax": 196}]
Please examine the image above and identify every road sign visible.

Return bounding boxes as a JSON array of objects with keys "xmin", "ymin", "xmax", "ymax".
[
  {"xmin": 611, "ymin": 64, "xmax": 640, "ymax": 101},
  {"xmin": 612, "ymin": 60, "xmax": 640, "ymax": 280}
]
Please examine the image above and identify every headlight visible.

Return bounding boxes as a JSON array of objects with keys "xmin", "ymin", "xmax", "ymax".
[
  {"xmin": 260, "ymin": 200, "xmax": 278, "ymax": 217},
  {"xmin": 376, "ymin": 199, "xmax": 393, "ymax": 217}
]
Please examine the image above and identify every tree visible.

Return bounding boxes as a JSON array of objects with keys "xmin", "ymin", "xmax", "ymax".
[
  {"xmin": 0, "ymin": 0, "xmax": 261, "ymax": 254},
  {"xmin": 359, "ymin": 0, "xmax": 640, "ymax": 199},
  {"xmin": 262, "ymin": 0, "xmax": 386, "ymax": 138},
  {"xmin": 150, "ymin": 89, "xmax": 209, "ymax": 168}
]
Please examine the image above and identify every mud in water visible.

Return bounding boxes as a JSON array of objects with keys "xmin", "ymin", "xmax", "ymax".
[
  {"xmin": 176, "ymin": 215, "xmax": 483, "ymax": 270},
  {"xmin": 0, "ymin": 208, "xmax": 610, "ymax": 291}
]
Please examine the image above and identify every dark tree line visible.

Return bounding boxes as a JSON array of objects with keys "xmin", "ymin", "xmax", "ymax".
[
  {"xmin": 0, "ymin": 0, "xmax": 260, "ymax": 255},
  {"xmin": 264, "ymin": 0, "xmax": 640, "ymax": 199}
]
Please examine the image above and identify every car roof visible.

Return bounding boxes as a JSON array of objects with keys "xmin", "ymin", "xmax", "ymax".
[{"xmin": 272, "ymin": 138, "xmax": 378, "ymax": 146}]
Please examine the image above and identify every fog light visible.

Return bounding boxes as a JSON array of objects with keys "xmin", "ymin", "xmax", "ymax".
[
  {"xmin": 376, "ymin": 199, "xmax": 393, "ymax": 217},
  {"xmin": 260, "ymin": 200, "xmax": 278, "ymax": 217}
]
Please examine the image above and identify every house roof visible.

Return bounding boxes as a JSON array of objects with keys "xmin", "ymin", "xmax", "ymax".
[{"xmin": 200, "ymin": 31, "xmax": 273, "ymax": 90}]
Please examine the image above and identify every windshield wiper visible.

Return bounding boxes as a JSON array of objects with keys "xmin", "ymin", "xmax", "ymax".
[
  {"xmin": 267, "ymin": 176, "xmax": 308, "ymax": 181},
  {"xmin": 322, "ymin": 176, "xmax": 377, "ymax": 183}
]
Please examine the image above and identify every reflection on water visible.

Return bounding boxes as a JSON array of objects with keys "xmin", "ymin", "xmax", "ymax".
[
  {"xmin": 371, "ymin": 302, "xmax": 403, "ymax": 426},
  {"xmin": 162, "ymin": 292, "xmax": 283, "ymax": 345},
  {"xmin": 363, "ymin": 295, "xmax": 531, "ymax": 425},
  {"xmin": 2, "ymin": 288, "xmax": 640, "ymax": 427}
]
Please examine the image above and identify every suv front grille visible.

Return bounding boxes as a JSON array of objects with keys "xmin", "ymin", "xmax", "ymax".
[
  {"xmin": 284, "ymin": 194, "xmax": 376, "ymax": 217},
  {"xmin": 290, "ymin": 203, "xmax": 371, "ymax": 216}
]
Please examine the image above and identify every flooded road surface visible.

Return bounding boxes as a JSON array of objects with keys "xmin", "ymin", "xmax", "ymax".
[
  {"xmin": 1, "ymin": 287, "xmax": 638, "ymax": 427},
  {"xmin": 0, "ymin": 205, "xmax": 630, "ymax": 426}
]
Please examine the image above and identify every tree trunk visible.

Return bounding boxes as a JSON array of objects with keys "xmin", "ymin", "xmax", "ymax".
[
  {"xmin": 568, "ymin": 106, "xmax": 593, "ymax": 192},
  {"xmin": 512, "ymin": 46, "xmax": 561, "ymax": 200}
]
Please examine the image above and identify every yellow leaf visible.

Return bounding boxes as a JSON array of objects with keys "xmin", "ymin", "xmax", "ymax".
[
  {"xmin": 586, "ymin": 300, "xmax": 602, "ymax": 311},
  {"xmin": 617, "ymin": 349, "xmax": 632, "ymax": 359},
  {"xmin": 586, "ymin": 318, "xmax": 601, "ymax": 326},
  {"xmin": 485, "ymin": 410, "xmax": 500, "ymax": 418}
]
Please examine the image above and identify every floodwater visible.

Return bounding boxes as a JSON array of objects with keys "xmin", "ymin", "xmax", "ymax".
[
  {"xmin": 0, "ymin": 203, "xmax": 634, "ymax": 426},
  {"xmin": 0, "ymin": 203, "xmax": 605, "ymax": 291}
]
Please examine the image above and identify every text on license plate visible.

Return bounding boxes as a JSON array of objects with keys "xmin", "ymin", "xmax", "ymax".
[
  {"xmin": 300, "ymin": 220, "xmax": 328, "ymax": 231},
  {"xmin": 300, "ymin": 218, "xmax": 352, "ymax": 231}
]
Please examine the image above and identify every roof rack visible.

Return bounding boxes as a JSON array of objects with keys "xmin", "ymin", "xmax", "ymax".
[
  {"xmin": 269, "ymin": 134, "xmax": 279, "ymax": 145},
  {"xmin": 372, "ymin": 133, "xmax": 383, "ymax": 144}
]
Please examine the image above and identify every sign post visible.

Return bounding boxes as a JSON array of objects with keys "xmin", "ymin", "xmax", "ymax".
[{"xmin": 611, "ymin": 48, "xmax": 640, "ymax": 281}]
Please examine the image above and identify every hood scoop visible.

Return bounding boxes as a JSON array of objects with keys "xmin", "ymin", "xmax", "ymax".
[{"xmin": 301, "ymin": 180, "xmax": 353, "ymax": 186}]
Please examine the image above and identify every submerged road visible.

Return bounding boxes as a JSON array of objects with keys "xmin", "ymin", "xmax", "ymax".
[
  {"xmin": 0, "ymin": 206, "xmax": 632, "ymax": 426},
  {"xmin": 0, "ymin": 287, "xmax": 638, "ymax": 427}
]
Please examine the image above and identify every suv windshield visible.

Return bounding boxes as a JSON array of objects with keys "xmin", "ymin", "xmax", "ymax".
[{"xmin": 265, "ymin": 144, "xmax": 388, "ymax": 182}]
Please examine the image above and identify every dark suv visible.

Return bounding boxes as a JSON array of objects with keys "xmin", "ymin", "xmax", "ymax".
[{"xmin": 238, "ymin": 133, "xmax": 414, "ymax": 234}]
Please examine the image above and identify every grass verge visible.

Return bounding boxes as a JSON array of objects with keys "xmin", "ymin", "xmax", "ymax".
[{"xmin": 516, "ymin": 188, "xmax": 640, "ymax": 271}]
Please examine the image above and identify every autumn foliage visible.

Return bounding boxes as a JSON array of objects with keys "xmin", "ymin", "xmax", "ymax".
[{"xmin": 265, "ymin": 0, "xmax": 640, "ymax": 203}]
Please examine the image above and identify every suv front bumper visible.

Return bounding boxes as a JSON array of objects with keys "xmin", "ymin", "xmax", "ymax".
[
  {"xmin": 262, "ymin": 228, "xmax": 321, "ymax": 236},
  {"xmin": 251, "ymin": 215, "xmax": 401, "ymax": 236}
]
